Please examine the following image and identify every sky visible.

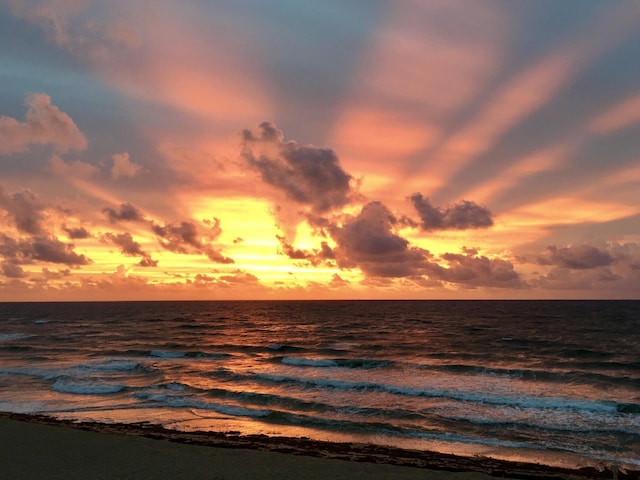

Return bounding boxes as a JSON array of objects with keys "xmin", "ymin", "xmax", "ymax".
[{"xmin": 1, "ymin": 0, "xmax": 640, "ymax": 301}]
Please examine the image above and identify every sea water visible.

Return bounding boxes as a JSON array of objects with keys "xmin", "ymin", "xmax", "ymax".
[{"xmin": 1, "ymin": 300, "xmax": 638, "ymax": 470}]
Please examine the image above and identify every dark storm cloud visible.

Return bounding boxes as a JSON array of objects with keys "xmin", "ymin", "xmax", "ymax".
[
  {"xmin": 102, "ymin": 232, "xmax": 157, "ymax": 267},
  {"xmin": 102, "ymin": 203, "xmax": 146, "ymax": 223},
  {"xmin": 0, "ymin": 186, "xmax": 47, "ymax": 235},
  {"xmin": 540, "ymin": 245, "xmax": 614, "ymax": 269},
  {"xmin": 328, "ymin": 201, "xmax": 430, "ymax": 277},
  {"xmin": 151, "ymin": 220, "xmax": 234, "ymax": 264},
  {"xmin": 63, "ymin": 225, "xmax": 91, "ymax": 239},
  {"xmin": 0, "ymin": 233, "xmax": 90, "ymax": 266},
  {"xmin": 428, "ymin": 248, "xmax": 522, "ymax": 288},
  {"xmin": 409, "ymin": 193, "xmax": 494, "ymax": 231},
  {"xmin": 241, "ymin": 122, "xmax": 354, "ymax": 213}
]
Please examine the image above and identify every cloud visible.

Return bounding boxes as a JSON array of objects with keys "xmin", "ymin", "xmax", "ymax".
[
  {"xmin": 102, "ymin": 203, "xmax": 146, "ymax": 223},
  {"xmin": 0, "ymin": 233, "xmax": 91, "ymax": 266},
  {"xmin": 241, "ymin": 122, "xmax": 354, "ymax": 213},
  {"xmin": 6, "ymin": 0, "xmax": 88, "ymax": 49},
  {"xmin": 328, "ymin": 201, "xmax": 430, "ymax": 277},
  {"xmin": 111, "ymin": 152, "xmax": 142, "ymax": 179},
  {"xmin": 48, "ymin": 154, "xmax": 98, "ymax": 178},
  {"xmin": 276, "ymin": 235, "xmax": 334, "ymax": 266},
  {"xmin": 0, "ymin": 186, "xmax": 47, "ymax": 235},
  {"xmin": 1, "ymin": 261, "xmax": 25, "ymax": 278},
  {"xmin": 151, "ymin": 219, "xmax": 234, "ymax": 264},
  {"xmin": 522, "ymin": 243, "xmax": 640, "ymax": 295},
  {"xmin": 41, "ymin": 267, "xmax": 71, "ymax": 279},
  {"xmin": 320, "ymin": 202, "xmax": 520, "ymax": 287},
  {"xmin": 532, "ymin": 266, "xmax": 619, "ymax": 291},
  {"xmin": 100, "ymin": 205, "xmax": 233, "ymax": 265},
  {"xmin": 102, "ymin": 232, "xmax": 157, "ymax": 267},
  {"xmin": 409, "ymin": 193, "xmax": 494, "ymax": 231},
  {"xmin": 539, "ymin": 245, "xmax": 614, "ymax": 270},
  {"xmin": 328, "ymin": 273, "xmax": 349, "ymax": 288},
  {"xmin": 63, "ymin": 225, "xmax": 91, "ymax": 239},
  {"xmin": 0, "ymin": 93, "xmax": 87, "ymax": 154},
  {"xmin": 216, "ymin": 271, "xmax": 260, "ymax": 286},
  {"xmin": 428, "ymin": 248, "xmax": 523, "ymax": 288},
  {"xmin": 5, "ymin": 0, "xmax": 140, "ymax": 59}
]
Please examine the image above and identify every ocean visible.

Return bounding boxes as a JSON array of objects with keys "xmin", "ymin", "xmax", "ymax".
[{"xmin": 1, "ymin": 300, "xmax": 638, "ymax": 471}]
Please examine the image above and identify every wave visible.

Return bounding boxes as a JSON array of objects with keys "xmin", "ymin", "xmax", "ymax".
[
  {"xmin": 253, "ymin": 372, "xmax": 631, "ymax": 414},
  {"xmin": 0, "ymin": 333, "xmax": 32, "ymax": 342},
  {"xmin": 80, "ymin": 359, "xmax": 142, "ymax": 372},
  {"xmin": 267, "ymin": 343, "xmax": 306, "ymax": 353},
  {"xmin": 52, "ymin": 378, "xmax": 126, "ymax": 395},
  {"xmin": 282, "ymin": 356, "xmax": 392, "ymax": 369},
  {"xmin": 0, "ymin": 359, "xmax": 149, "ymax": 380},
  {"xmin": 149, "ymin": 350, "xmax": 231, "ymax": 359},
  {"xmin": 282, "ymin": 357, "xmax": 336, "ymax": 367},
  {"xmin": 133, "ymin": 389, "xmax": 536, "ymax": 451},
  {"xmin": 150, "ymin": 350, "xmax": 187, "ymax": 359},
  {"xmin": 135, "ymin": 391, "xmax": 269, "ymax": 418},
  {"xmin": 419, "ymin": 363, "xmax": 640, "ymax": 388}
]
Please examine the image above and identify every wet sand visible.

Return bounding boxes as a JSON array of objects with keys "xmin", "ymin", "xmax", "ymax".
[{"xmin": 1, "ymin": 413, "xmax": 632, "ymax": 479}]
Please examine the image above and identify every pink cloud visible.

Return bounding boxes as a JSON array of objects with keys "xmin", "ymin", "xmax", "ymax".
[
  {"xmin": 110, "ymin": 152, "xmax": 142, "ymax": 179},
  {"xmin": 0, "ymin": 94, "xmax": 87, "ymax": 154}
]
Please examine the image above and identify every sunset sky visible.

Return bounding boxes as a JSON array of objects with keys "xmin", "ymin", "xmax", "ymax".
[{"xmin": 1, "ymin": 0, "xmax": 640, "ymax": 300}]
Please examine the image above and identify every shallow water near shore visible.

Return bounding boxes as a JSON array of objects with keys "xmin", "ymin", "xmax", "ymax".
[{"xmin": 1, "ymin": 300, "xmax": 639, "ymax": 471}]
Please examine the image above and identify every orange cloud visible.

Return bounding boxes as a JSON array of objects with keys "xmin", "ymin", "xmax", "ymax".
[
  {"xmin": 329, "ymin": 0, "xmax": 507, "ymax": 197},
  {"xmin": 589, "ymin": 92, "xmax": 640, "ymax": 134},
  {"xmin": 421, "ymin": 2, "xmax": 640, "ymax": 196},
  {"xmin": 462, "ymin": 137, "xmax": 582, "ymax": 205},
  {"xmin": 502, "ymin": 197, "xmax": 640, "ymax": 228}
]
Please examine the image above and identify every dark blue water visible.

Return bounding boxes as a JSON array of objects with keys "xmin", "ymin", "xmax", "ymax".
[{"xmin": 1, "ymin": 300, "xmax": 638, "ymax": 470}]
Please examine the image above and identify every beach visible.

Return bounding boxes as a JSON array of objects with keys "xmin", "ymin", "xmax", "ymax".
[{"xmin": 3, "ymin": 412, "xmax": 633, "ymax": 480}]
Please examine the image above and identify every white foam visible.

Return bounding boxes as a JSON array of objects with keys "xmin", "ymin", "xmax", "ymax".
[
  {"xmin": 0, "ymin": 333, "xmax": 32, "ymax": 342},
  {"xmin": 257, "ymin": 373, "xmax": 619, "ymax": 414},
  {"xmin": 282, "ymin": 357, "xmax": 337, "ymax": 367}
]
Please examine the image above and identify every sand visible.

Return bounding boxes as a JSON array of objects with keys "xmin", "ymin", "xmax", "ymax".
[{"xmin": 1, "ymin": 413, "xmax": 632, "ymax": 480}]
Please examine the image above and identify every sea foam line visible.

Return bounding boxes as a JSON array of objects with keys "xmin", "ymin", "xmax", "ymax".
[{"xmin": 254, "ymin": 372, "xmax": 626, "ymax": 414}]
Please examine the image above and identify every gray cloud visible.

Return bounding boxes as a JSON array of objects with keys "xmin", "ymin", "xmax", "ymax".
[
  {"xmin": 428, "ymin": 248, "xmax": 522, "ymax": 288},
  {"xmin": 539, "ymin": 245, "xmax": 614, "ymax": 269},
  {"xmin": 0, "ymin": 233, "xmax": 91, "ymax": 266},
  {"xmin": 63, "ymin": 225, "xmax": 91, "ymax": 239},
  {"xmin": 102, "ymin": 232, "xmax": 157, "ymax": 267},
  {"xmin": 102, "ymin": 203, "xmax": 146, "ymax": 223},
  {"xmin": 276, "ymin": 235, "xmax": 334, "ymax": 266},
  {"xmin": 0, "ymin": 186, "xmax": 47, "ymax": 235},
  {"xmin": 1, "ymin": 261, "xmax": 25, "ymax": 278},
  {"xmin": 241, "ymin": 122, "xmax": 354, "ymax": 213},
  {"xmin": 315, "ymin": 202, "xmax": 520, "ymax": 287},
  {"xmin": 151, "ymin": 220, "xmax": 234, "ymax": 264},
  {"xmin": 30, "ymin": 236, "xmax": 91, "ymax": 265},
  {"xmin": 409, "ymin": 193, "xmax": 494, "ymax": 231},
  {"xmin": 328, "ymin": 201, "xmax": 430, "ymax": 277}
]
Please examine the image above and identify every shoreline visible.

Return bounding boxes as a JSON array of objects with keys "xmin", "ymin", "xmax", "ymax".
[{"xmin": 2, "ymin": 412, "xmax": 636, "ymax": 479}]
